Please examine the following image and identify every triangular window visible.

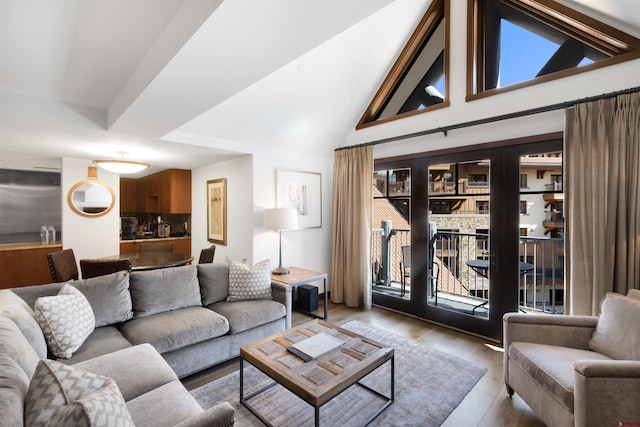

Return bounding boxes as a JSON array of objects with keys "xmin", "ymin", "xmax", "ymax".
[
  {"xmin": 357, "ymin": 0, "xmax": 449, "ymax": 130},
  {"xmin": 468, "ymin": 0, "xmax": 640, "ymax": 97}
]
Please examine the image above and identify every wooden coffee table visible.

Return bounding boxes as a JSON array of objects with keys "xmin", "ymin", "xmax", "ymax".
[{"xmin": 240, "ymin": 320, "xmax": 394, "ymax": 427}]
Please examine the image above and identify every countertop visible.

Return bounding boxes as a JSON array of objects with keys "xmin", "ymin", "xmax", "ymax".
[
  {"xmin": 0, "ymin": 242, "xmax": 62, "ymax": 252},
  {"xmin": 120, "ymin": 236, "xmax": 191, "ymax": 243}
]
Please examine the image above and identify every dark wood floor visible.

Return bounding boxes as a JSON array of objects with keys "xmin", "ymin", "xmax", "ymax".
[{"xmin": 182, "ymin": 301, "xmax": 546, "ymax": 426}]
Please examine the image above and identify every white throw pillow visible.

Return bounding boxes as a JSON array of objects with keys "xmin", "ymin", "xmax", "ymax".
[
  {"xmin": 24, "ymin": 359, "xmax": 135, "ymax": 427},
  {"xmin": 34, "ymin": 283, "xmax": 95, "ymax": 359},
  {"xmin": 227, "ymin": 259, "xmax": 273, "ymax": 302}
]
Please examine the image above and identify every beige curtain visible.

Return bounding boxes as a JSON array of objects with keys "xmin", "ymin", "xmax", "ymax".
[
  {"xmin": 565, "ymin": 91, "xmax": 640, "ymax": 315},
  {"xmin": 330, "ymin": 146, "xmax": 373, "ymax": 309}
]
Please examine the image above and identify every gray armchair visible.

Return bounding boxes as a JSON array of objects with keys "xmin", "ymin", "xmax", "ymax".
[{"xmin": 503, "ymin": 290, "xmax": 640, "ymax": 427}]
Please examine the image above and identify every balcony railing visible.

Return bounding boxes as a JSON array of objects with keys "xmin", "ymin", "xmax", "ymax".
[{"xmin": 371, "ymin": 226, "xmax": 565, "ymax": 314}]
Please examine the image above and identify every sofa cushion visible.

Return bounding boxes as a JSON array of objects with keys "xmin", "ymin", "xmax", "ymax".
[
  {"xmin": 197, "ymin": 263, "xmax": 230, "ymax": 305},
  {"xmin": 209, "ymin": 299, "xmax": 286, "ymax": 334},
  {"xmin": 69, "ymin": 271, "xmax": 134, "ymax": 327},
  {"xmin": 130, "ymin": 265, "xmax": 201, "ymax": 319},
  {"xmin": 0, "ymin": 314, "xmax": 40, "ymax": 379},
  {"xmin": 0, "ymin": 289, "xmax": 47, "ymax": 359},
  {"xmin": 120, "ymin": 306, "xmax": 229, "ymax": 354},
  {"xmin": 126, "ymin": 380, "xmax": 204, "ymax": 427},
  {"xmin": 589, "ymin": 292, "xmax": 640, "ymax": 360},
  {"xmin": 0, "ymin": 354, "xmax": 30, "ymax": 427},
  {"xmin": 34, "ymin": 283, "xmax": 96, "ymax": 359},
  {"xmin": 25, "ymin": 359, "xmax": 134, "ymax": 427},
  {"xmin": 55, "ymin": 326, "xmax": 133, "ymax": 365},
  {"xmin": 509, "ymin": 341, "xmax": 611, "ymax": 411},
  {"xmin": 227, "ymin": 259, "xmax": 272, "ymax": 302}
]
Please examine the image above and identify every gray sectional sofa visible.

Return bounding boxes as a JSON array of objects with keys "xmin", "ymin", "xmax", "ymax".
[{"xmin": 0, "ymin": 262, "xmax": 293, "ymax": 427}]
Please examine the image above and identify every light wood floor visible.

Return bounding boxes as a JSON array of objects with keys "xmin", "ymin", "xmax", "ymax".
[{"xmin": 182, "ymin": 301, "xmax": 547, "ymax": 427}]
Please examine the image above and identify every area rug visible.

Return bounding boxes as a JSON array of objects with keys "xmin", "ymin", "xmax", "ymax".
[{"xmin": 191, "ymin": 320, "xmax": 486, "ymax": 426}]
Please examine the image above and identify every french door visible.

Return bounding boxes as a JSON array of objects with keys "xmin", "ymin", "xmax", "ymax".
[{"xmin": 372, "ymin": 136, "xmax": 563, "ymax": 341}]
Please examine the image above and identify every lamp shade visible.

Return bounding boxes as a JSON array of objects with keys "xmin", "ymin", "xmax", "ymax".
[
  {"xmin": 264, "ymin": 208, "xmax": 298, "ymax": 231},
  {"xmin": 93, "ymin": 159, "xmax": 149, "ymax": 174}
]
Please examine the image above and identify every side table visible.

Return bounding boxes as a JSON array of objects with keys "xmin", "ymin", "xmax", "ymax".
[{"xmin": 271, "ymin": 267, "xmax": 328, "ymax": 320}]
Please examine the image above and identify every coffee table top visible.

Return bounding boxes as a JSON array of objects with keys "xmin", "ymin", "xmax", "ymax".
[{"xmin": 241, "ymin": 320, "xmax": 394, "ymax": 406}]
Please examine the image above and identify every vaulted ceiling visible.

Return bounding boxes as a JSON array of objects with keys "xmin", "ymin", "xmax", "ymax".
[{"xmin": 1, "ymin": 0, "xmax": 638, "ymax": 174}]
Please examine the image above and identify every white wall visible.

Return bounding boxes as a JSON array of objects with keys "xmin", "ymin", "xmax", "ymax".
[
  {"xmin": 191, "ymin": 155, "xmax": 254, "ymax": 264},
  {"xmin": 342, "ymin": 0, "xmax": 640, "ymax": 158},
  {"xmin": 191, "ymin": 148, "xmax": 333, "ymax": 282},
  {"xmin": 61, "ymin": 158, "xmax": 120, "ymax": 261}
]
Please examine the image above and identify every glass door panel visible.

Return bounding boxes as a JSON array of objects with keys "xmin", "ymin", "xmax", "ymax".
[{"xmin": 427, "ymin": 160, "xmax": 491, "ymax": 319}]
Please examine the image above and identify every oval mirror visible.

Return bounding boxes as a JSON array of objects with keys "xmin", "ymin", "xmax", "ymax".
[{"xmin": 68, "ymin": 179, "xmax": 115, "ymax": 217}]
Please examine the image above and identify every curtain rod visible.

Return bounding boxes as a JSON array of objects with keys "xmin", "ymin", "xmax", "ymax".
[{"xmin": 336, "ymin": 86, "xmax": 640, "ymax": 151}]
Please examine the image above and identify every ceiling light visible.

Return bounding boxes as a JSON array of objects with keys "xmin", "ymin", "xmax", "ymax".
[{"xmin": 93, "ymin": 151, "xmax": 149, "ymax": 174}]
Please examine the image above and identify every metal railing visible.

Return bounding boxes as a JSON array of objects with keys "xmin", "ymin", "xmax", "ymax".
[{"xmin": 371, "ymin": 227, "xmax": 565, "ymax": 313}]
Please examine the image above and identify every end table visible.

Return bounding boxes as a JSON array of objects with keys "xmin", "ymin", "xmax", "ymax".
[{"xmin": 271, "ymin": 267, "xmax": 328, "ymax": 320}]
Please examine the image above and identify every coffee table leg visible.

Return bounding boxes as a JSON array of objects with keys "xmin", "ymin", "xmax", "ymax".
[{"xmin": 239, "ymin": 357, "xmax": 244, "ymax": 403}]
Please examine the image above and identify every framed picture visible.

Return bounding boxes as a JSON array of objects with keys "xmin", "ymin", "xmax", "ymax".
[
  {"xmin": 276, "ymin": 169, "xmax": 322, "ymax": 228},
  {"xmin": 207, "ymin": 178, "xmax": 227, "ymax": 245}
]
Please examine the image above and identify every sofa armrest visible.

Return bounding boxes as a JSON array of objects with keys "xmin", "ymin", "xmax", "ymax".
[
  {"xmin": 173, "ymin": 402, "xmax": 235, "ymax": 427},
  {"xmin": 574, "ymin": 360, "xmax": 640, "ymax": 427},
  {"xmin": 73, "ymin": 343, "xmax": 177, "ymax": 402},
  {"xmin": 503, "ymin": 313, "xmax": 598, "ymax": 392},
  {"xmin": 271, "ymin": 281, "xmax": 292, "ymax": 329}
]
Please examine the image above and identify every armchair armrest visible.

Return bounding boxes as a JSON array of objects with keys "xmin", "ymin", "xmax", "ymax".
[
  {"xmin": 271, "ymin": 281, "xmax": 292, "ymax": 329},
  {"xmin": 503, "ymin": 312, "xmax": 598, "ymax": 350},
  {"xmin": 174, "ymin": 402, "xmax": 235, "ymax": 427},
  {"xmin": 574, "ymin": 360, "xmax": 640, "ymax": 427},
  {"xmin": 503, "ymin": 313, "xmax": 598, "ymax": 393}
]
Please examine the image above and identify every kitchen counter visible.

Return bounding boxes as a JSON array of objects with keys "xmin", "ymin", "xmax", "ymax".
[
  {"xmin": 120, "ymin": 236, "xmax": 190, "ymax": 243},
  {"xmin": 120, "ymin": 236, "xmax": 191, "ymax": 256},
  {"xmin": 0, "ymin": 242, "xmax": 62, "ymax": 252}
]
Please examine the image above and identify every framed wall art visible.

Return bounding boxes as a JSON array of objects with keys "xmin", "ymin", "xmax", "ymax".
[
  {"xmin": 207, "ymin": 178, "xmax": 227, "ymax": 245},
  {"xmin": 276, "ymin": 169, "xmax": 322, "ymax": 228}
]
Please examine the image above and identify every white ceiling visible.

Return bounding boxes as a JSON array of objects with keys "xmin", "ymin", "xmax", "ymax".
[{"xmin": 1, "ymin": 0, "xmax": 638, "ymax": 175}]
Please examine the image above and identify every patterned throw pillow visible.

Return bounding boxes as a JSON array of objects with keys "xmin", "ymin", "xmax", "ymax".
[
  {"xmin": 25, "ymin": 359, "xmax": 135, "ymax": 427},
  {"xmin": 34, "ymin": 283, "xmax": 95, "ymax": 359},
  {"xmin": 227, "ymin": 259, "xmax": 273, "ymax": 302}
]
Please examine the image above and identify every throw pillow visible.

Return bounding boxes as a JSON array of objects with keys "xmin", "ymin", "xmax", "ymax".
[
  {"xmin": 0, "ymin": 290, "xmax": 48, "ymax": 359},
  {"xmin": 589, "ymin": 292, "xmax": 640, "ymax": 360},
  {"xmin": 129, "ymin": 265, "xmax": 201, "ymax": 319},
  {"xmin": 197, "ymin": 263, "xmax": 230, "ymax": 305},
  {"xmin": 227, "ymin": 259, "xmax": 273, "ymax": 302},
  {"xmin": 34, "ymin": 283, "xmax": 96, "ymax": 359},
  {"xmin": 71, "ymin": 271, "xmax": 133, "ymax": 327},
  {"xmin": 25, "ymin": 359, "xmax": 135, "ymax": 427}
]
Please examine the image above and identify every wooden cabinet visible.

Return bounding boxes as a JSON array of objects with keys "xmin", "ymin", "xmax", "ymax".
[
  {"xmin": 0, "ymin": 244, "xmax": 62, "ymax": 289},
  {"xmin": 120, "ymin": 178, "xmax": 137, "ymax": 213},
  {"xmin": 158, "ymin": 169, "xmax": 191, "ymax": 213},
  {"xmin": 122, "ymin": 169, "xmax": 191, "ymax": 214},
  {"xmin": 120, "ymin": 238, "xmax": 191, "ymax": 255}
]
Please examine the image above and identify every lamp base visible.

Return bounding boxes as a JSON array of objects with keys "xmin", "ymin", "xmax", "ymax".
[{"xmin": 272, "ymin": 266, "xmax": 290, "ymax": 275}]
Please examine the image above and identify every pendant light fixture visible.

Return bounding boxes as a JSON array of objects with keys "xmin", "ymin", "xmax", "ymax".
[{"xmin": 93, "ymin": 151, "xmax": 150, "ymax": 174}]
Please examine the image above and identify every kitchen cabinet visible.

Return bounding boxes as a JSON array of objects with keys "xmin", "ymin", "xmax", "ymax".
[
  {"xmin": 0, "ymin": 243, "xmax": 63, "ymax": 289},
  {"xmin": 122, "ymin": 169, "xmax": 191, "ymax": 214},
  {"xmin": 120, "ymin": 178, "xmax": 137, "ymax": 213},
  {"xmin": 120, "ymin": 238, "xmax": 191, "ymax": 255}
]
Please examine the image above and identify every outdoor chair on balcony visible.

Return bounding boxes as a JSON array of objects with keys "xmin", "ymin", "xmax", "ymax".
[{"xmin": 399, "ymin": 246, "xmax": 411, "ymax": 297}]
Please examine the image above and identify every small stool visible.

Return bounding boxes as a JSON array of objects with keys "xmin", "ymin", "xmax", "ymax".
[{"xmin": 296, "ymin": 284, "xmax": 318, "ymax": 312}]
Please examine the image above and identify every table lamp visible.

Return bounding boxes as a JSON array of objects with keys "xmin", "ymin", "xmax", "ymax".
[{"xmin": 264, "ymin": 208, "xmax": 298, "ymax": 275}]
